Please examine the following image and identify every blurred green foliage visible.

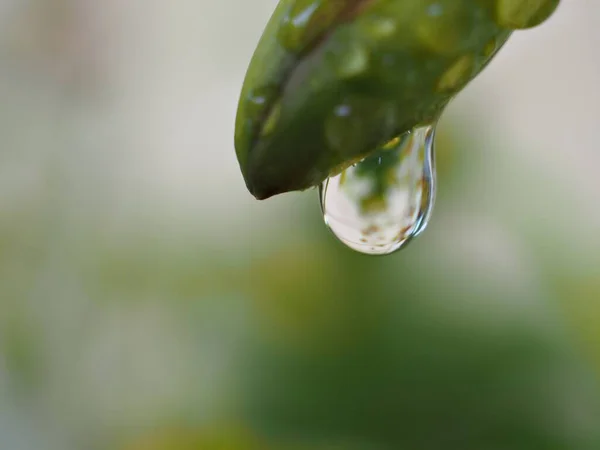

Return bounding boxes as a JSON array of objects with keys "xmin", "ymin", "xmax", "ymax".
[{"xmin": 2, "ymin": 113, "xmax": 600, "ymax": 450}]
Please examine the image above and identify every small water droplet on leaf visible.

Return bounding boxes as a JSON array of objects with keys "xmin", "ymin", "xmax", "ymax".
[{"xmin": 495, "ymin": 0, "xmax": 560, "ymax": 29}]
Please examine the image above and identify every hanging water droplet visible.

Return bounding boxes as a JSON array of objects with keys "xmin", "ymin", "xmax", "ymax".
[{"xmin": 320, "ymin": 125, "xmax": 437, "ymax": 256}]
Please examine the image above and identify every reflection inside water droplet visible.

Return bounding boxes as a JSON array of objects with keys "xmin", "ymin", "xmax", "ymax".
[{"xmin": 320, "ymin": 125, "xmax": 437, "ymax": 255}]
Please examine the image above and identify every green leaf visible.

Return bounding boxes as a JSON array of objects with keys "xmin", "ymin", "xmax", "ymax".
[{"xmin": 234, "ymin": 0, "xmax": 558, "ymax": 200}]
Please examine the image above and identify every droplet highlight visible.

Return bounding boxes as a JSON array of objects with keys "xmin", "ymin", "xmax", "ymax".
[
  {"xmin": 320, "ymin": 125, "xmax": 437, "ymax": 256},
  {"xmin": 277, "ymin": 0, "xmax": 345, "ymax": 53},
  {"xmin": 325, "ymin": 96, "xmax": 398, "ymax": 159}
]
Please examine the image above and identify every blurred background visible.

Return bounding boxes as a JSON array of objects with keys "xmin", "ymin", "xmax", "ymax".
[{"xmin": 1, "ymin": 1, "xmax": 600, "ymax": 449}]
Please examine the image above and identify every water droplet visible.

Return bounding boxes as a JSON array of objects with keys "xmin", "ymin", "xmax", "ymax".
[
  {"xmin": 325, "ymin": 96, "xmax": 398, "ymax": 159},
  {"xmin": 362, "ymin": 15, "xmax": 398, "ymax": 40},
  {"xmin": 278, "ymin": 1, "xmax": 345, "ymax": 53},
  {"xmin": 495, "ymin": 0, "xmax": 560, "ymax": 29},
  {"xmin": 320, "ymin": 125, "xmax": 437, "ymax": 256},
  {"xmin": 415, "ymin": 1, "xmax": 469, "ymax": 54},
  {"xmin": 483, "ymin": 37, "xmax": 499, "ymax": 58},
  {"xmin": 260, "ymin": 101, "xmax": 282, "ymax": 137},
  {"xmin": 335, "ymin": 41, "xmax": 369, "ymax": 79},
  {"xmin": 437, "ymin": 54, "xmax": 474, "ymax": 93},
  {"xmin": 247, "ymin": 86, "xmax": 278, "ymax": 116},
  {"xmin": 415, "ymin": 1, "xmax": 495, "ymax": 55}
]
